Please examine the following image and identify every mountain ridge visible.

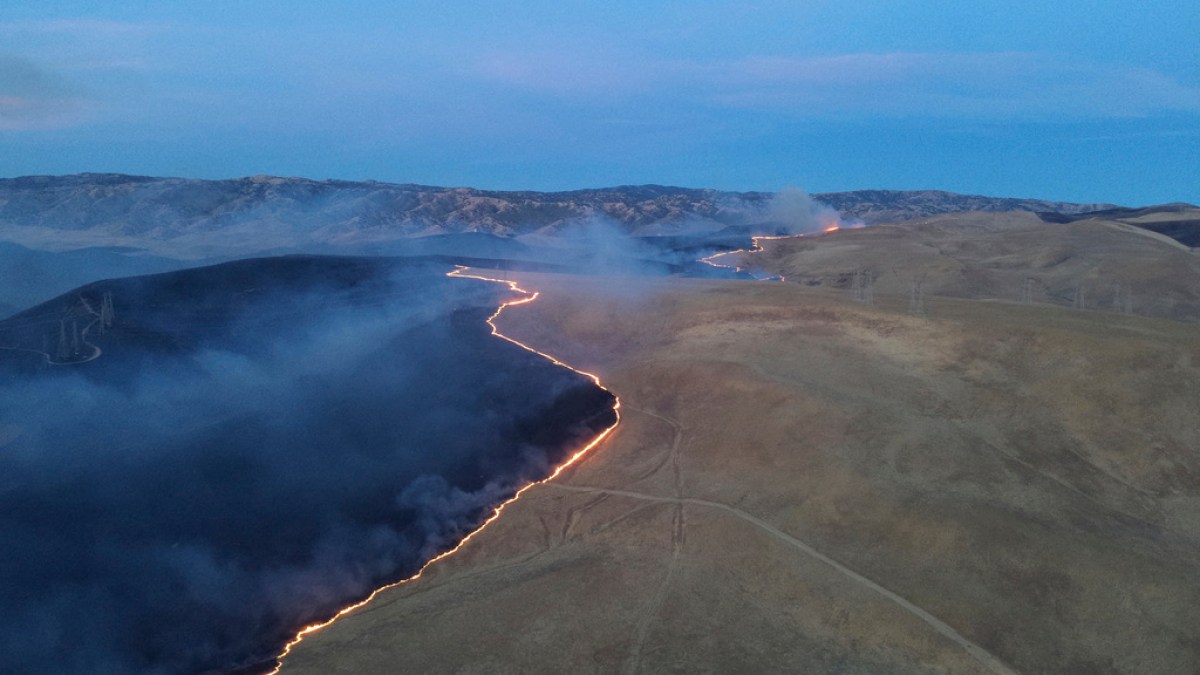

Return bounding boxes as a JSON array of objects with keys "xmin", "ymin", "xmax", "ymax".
[{"xmin": 0, "ymin": 174, "xmax": 1124, "ymax": 257}]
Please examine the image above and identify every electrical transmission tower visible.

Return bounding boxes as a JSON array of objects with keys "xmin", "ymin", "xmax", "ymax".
[
  {"xmin": 99, "ymin": 292, "xmax": 115, "ymax": 332},
  {"xmin": 56, "ymin": 320, "xmax": 70, "ymax": 360},
  {"xmin": 1110, "ymin": 283, "xmax": 1134, "ymax": 315},
  {"xmin": 850, "ymin": 267, "xmax": 874, "ymax": 305},
  {"xmin": 1021, "ymin": 277, "xmax": 1034, "ymax": 304},
  {"xmin": 908, "ymin": 282, "xmax": 924, "ymax": 315},
  {"xmin": 908, "ymin": 276, "xmax": 926, "ymax": 316}
]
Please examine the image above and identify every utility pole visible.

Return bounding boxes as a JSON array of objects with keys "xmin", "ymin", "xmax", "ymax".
[
  {"xmin": 850, "ymin": 267, "xmax": 874, "ymax": 305},
  {"xmin": 1110, "ymin": 283, "xmax": 1134, "ymax": 315},
  {"xmin": 100, "ymin": 292, "xmax": 115, "ymax": 330},
  {"xmin": 57, "ymin": 320, "xmax": 69, "ymax": 360},
  {"xmin": 908, "ymin": 274, "xmax": 926, "ymax": 316}
]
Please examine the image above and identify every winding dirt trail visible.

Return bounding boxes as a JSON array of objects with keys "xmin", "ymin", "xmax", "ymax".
[
  {"xmin": 547, "ymin": 482, "xmax": 1018, "ymax": 675},
  {"xmin": 0, "ymin": 294, "xmax": 103, "ymax": 366},
  {"xmin": 620, "ymin": 406, "xmax": 687, "ymax": 675},
  {"xmin": 73, "ymin": 295, "xmax": 104, "ymax": 363}
]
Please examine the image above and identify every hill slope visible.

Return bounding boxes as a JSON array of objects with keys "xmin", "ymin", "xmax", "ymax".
[
  {"xmin": 0, "ymin": 256, "xmax": 617, "ymax": 673},
  {"xmin": 1039, "ymin": 203, "xmax": 1200, "ymax": 247},
  {"xmin": 716, "ymin": 210, "xmax": 1200, "ymax": 322},
  {"xmin": 279, "ymin": 271, "xmax": 1200, "ymax": 674}
]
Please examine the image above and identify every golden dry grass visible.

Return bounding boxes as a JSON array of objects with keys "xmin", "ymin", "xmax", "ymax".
[
  {"xmin": 281, "ymin": 271, "xmax": 1200, "ymax": 674},
  {"xmin": 731, "ymin": 211, "xmax": 1200, "ymax": 323}
]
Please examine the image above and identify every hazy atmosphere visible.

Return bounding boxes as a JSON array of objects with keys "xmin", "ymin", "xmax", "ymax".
[
  {"xmin": 0, "ymin": 258, "xmax": 616, "ymax": 672},
  {"xmin": 2, "ymin": 1, "xmax": 1198, "ymax": 204},
  {"xmin": 3, "ymin": 2, "xmax": 1199, "ymax": 674}
]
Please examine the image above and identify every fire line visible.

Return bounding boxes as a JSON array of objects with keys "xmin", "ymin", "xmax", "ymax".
[
  {"xmin": 699, "ymin": 225, "xmax": 843, "ymax": 281},
  {"xmin": 265, "ymin": 266, "xmax": 621, "ymax": 674},
  {"xmin": 699, "ymin": 234, "xmax": 800, "ymax": 282}
]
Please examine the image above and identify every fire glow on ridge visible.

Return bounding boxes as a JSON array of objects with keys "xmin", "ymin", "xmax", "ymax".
[{"xmin": 266, "ymin": 266, "xmax": 621, "ymax": 674}]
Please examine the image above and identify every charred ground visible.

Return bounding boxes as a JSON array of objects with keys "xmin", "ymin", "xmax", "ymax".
[{"xmin": 0, "ymin": 255, "xmax": 615, "ymax": 674}]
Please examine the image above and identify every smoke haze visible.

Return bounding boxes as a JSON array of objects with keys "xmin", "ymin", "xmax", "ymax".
[
  {"xmin": 0, "ymin": 256, "xmax": 615, "ymax": 673},
  {"xmin": 766, "ymin": 186, "xmax": 860, "ymax": 233}
]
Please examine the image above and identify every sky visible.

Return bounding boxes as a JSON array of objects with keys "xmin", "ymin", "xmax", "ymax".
[{"xmin": 1, "ymin": 1, "xmax": 1197, "ymax": 205}]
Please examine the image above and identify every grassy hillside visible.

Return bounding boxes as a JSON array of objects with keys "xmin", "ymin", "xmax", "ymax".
[
  {"xmin": 728, "ymin": 210, "xmax": 1200, "ymax": 322},
  {"xmin": 280, "ymin": 272, "xmax": 1200, "ymax": 674}
]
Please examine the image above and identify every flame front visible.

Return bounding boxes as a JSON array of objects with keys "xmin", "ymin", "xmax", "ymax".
[
  {"xmin": 699, "ymin": 234, "xmax": 802, "ymax": 282},
  {"xmin": 699, "ymin": 224, "xmax": 849, "ymax": 281},
  {"xmin": 265, "ymin": 267, "xmax": 621, "ymax": 674}
]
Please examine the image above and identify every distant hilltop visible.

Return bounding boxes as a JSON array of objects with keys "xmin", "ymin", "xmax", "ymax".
[
  {"xmin": 0, "ymin": 173, "xmax": 1126, "ymax": 256},
  {"xmin": 814, "ymin": 189, "xmax": 1121, "ymax": 225}
]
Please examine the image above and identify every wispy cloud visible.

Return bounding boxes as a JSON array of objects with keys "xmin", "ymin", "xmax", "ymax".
[
  {"xmin": 0, "ymin": 18, "xmax": 163, "ymax": 38},
  {"xmin": 0, "ymin": 18, "xmax": 167, "ymax": 75},
  {"xmin": 472, "ymin": 49, "xmax": 1200, "ymax": 120},
  {"xmin": 0, "ymin": 55, "xmax": 93, "ymax": 131},
  {"xmin": 472, "ymin": 43, "xmax": 666, "ymax": 99},
  {"xmin": 0, "ymin": 18, "xmax": 180, "ymax": 132},
  {"xmin": 710, "ymin": 52, "xmax": 1200, "ymax": 118}
]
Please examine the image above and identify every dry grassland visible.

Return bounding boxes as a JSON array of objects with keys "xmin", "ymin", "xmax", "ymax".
[{"xmin": 283, "ymin": 271, "xmax": 1200, "ymax": 674}]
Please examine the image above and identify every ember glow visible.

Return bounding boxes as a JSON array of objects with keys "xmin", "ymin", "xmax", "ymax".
[
  {"xmin": 266, "ymin": 266, "xmax": 621, "ymax": 674},
  {"xmin": 699, "ymin": 235, "xmax": 800, "ymax": 282},
  {"xmin": 700, "ymin": 216, "xmax": 853, "ymax": 280}
]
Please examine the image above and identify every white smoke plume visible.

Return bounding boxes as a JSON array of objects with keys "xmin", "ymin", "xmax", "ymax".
[{"xmin": 766, "ymin": 187, "xmax": 861, "ymax": 234}]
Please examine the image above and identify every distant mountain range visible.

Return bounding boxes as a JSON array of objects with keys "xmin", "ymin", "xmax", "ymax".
[
  {"xmin": 815, "ymin": 189, "xmax": 1121, "ymax": 225},
  {"xmin": 0, "ymin": 174, "xmax": 1123, "ymax": 257}
]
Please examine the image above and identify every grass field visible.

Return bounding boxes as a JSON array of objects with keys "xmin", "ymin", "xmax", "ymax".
[{"xmin": 281, "ymin": 270, "xmax": 1200, "ymax": 674}]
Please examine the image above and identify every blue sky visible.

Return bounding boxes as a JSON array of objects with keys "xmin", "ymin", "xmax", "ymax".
[{"xmin": 1, "ymin": 1, "xmax": 1197, "ymax": 204}]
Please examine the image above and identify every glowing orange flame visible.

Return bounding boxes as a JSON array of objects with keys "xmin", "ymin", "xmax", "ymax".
[
  {"xmin": 823, "ymin": 224, "xmax": 839, "ymax": 233},
  {"xmin": 265, "ymin": 267, "xmax": 621, "ymax": 674},
  {"xmin": 699, "ymin": 235, "xmax": 797, "ymax": 282}
]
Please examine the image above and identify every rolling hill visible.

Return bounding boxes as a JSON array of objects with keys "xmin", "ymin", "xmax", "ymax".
[
  {"xmin": 278, "ymin": 270, "xmax": 1200, "ymax": 674},
  {"xmin": 717, "ymin": 209, "xmax": 1200, "ymax": 322},
  {"xmin": 0, "ymin": 174, "xmax": 1120, "ymax": 257}
]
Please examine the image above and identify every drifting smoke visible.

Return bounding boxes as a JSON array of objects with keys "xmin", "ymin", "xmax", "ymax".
[
  {"xmin": 0, "ymin": 257, "xmax": 614, "ymax": 674},
  {"xmin": 0, "ymin": 242, "xmax": 192, "ymax": 317},
  {"xmin": 531, "ymin": 218, "xmax": 682, "ymax": 276},
  {"xmin": 766, "ymin": 187, "xmax": 862, "ymax": 234}
]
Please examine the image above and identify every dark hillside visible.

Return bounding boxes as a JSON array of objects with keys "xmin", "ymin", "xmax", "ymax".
[{"xmin": 0, "ymin": 254, "xmax": 616, "ymax": 674}]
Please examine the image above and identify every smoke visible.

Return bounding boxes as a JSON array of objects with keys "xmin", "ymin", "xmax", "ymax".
[
  {"xmin": 766, "ymin": 186, "xmax": 861, "ymax": 234},
  {"xmin": 0, "ymin": 242, "xmax": 191, "ymax": 316},
  {"xmin": 0, "ymin": 257, "xmax": 615, "ymax": 674},
  {"xmin": 532, "ymin": 218, "xmax": 679, "ymax": 277}
]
